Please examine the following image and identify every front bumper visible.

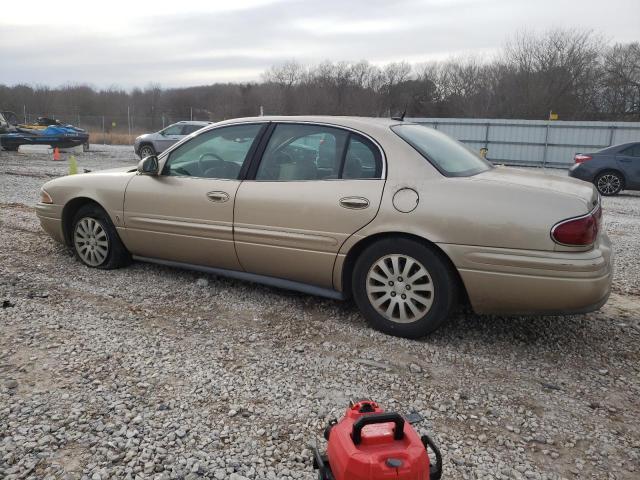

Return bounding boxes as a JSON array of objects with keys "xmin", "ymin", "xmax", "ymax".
[
  {"xmin": 35, "ymin": 203, "xmax": 65, "ymax": 244},
  {"xmin": 441, "ymin": 233, "xmax": 613, "ymax": 315}
]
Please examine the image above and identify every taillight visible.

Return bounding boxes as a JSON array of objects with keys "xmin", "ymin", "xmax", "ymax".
[
  {"xmin": 574, "ymin": 154, "xmax": 592, "ymax": 164},
  {"xmin": 551, "ymin": 205, "xmax": 601, "ymax": 246}
]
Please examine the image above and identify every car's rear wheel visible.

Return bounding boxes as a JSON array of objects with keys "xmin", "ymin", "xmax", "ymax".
[
  {"xmin": 139, "ymin": 144, "xmax": 156, "ymax": 159},
  {"xmin": 72, "ymin": 204, "xmax": 130, "ymax": 269},
  {"xmin": 595, "ymin": 171, "xmax": 623, "ymax": 196},
  {"xmin": 352, "ymin": 238, "xmax": 456, "ymax": 338}
]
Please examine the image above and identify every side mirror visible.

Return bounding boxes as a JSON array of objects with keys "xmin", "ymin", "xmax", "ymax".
[{"xmin": 137, "ymin": 155, "xmax": 159, "ymax": 175}]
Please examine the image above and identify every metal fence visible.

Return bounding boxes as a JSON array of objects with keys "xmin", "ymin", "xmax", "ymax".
[
  {"xmin": 11, "ymin": 112, "xmax": 640, "ymax": 161},
  {"xmin": 409, "ymin": 118, "xmax": 640, "ymax": 168}
]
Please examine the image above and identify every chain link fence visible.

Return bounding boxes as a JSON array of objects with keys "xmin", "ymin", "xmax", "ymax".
[{"xmin": 18, "ymin": 112, "xmax": 201, "ymax": 145}]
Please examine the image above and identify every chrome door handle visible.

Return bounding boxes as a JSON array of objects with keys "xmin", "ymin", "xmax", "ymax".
[
  {"xmin": 339, "ymin": 196, "xmax": 370, "ymax": 209},
  {"xmin": 206, "ymin": 191, "xmax": 230, "ymax": 203}
]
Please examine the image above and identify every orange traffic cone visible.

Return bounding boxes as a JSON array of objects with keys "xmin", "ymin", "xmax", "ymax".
[{"xmin": 53, "ymin": 147, "xmax": 61, "ymax": 161}]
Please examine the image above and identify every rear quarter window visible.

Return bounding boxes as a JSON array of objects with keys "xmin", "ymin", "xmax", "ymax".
[{"xmin": 621, "ymin": 144, "xmax": 640, "ymax": 157}]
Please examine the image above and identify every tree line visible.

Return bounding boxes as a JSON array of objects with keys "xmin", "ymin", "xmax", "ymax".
[{"xmin": 0, "ymin": 29, "xmax": 638, "ymax": 129}]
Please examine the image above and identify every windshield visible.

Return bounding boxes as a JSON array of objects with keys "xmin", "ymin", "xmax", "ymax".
[
  {"xmin": 392, "ymin": 124, "xmax": 492, "ymax": 177},
  {"xmin": 2, "ymin": 111, "xmax": 19, "ymax": 126}
]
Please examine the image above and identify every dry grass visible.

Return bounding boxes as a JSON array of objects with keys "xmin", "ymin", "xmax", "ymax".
[{"xmin": 88, "ymin": 131, "xmax": 140, "ymax": 146}]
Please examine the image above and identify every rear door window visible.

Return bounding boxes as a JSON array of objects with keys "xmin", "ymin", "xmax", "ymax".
[
  {"xmin": 255, "ymin": 123, "xmax": 382, "ymax": 181},
  {"xmin": 343, "ymin": 136, "xmax": 382, "ymax": 179}
]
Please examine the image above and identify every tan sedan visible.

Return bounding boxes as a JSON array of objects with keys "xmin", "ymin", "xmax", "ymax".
[{"xmin": 36, "ymin": 116, "xmax": 613, "ymax": 338}]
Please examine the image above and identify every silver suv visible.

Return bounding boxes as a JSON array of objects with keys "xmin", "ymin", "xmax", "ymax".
[{"xmin": 134, "ymin": 121, "xmax": 212, "ymax": 158}]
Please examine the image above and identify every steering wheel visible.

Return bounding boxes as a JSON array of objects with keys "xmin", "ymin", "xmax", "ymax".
[{"xmin": 198, "ymin": 152, "xmax": 224, "ymax": 175}]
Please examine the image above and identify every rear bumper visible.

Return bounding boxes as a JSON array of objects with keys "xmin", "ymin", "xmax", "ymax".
[
  {"xmin": 35, "ymin": 203, "xmax": 65, "ymax": 244},
  {"xmin": 441, "ymin": 233, "xmax": 613, "ymax": 315},
  {"xmin": 568, "ymin": 164, "xmax": 594, "ymax": 183}
]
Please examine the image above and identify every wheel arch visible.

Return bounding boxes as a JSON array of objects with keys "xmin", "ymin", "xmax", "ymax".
[
  {"xmin": 61, "ymin": 197, "xmax": 106, "ymax": 246},
  {"xmin": 595, "ymin": 168, "xmax": 627, "ymax": 188},
  {"xmin": 339, "ymin": 231, "xmax": 470, "ymax": 307},
  {"xmin": 138, "ymin": 141, "xmax": 156, "ymax": 151}
]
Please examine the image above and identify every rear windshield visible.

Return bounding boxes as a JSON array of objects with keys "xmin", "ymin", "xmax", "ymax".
[{"xmin": 392, "ymin": 124, "xmax": 492, "ymax": 177}]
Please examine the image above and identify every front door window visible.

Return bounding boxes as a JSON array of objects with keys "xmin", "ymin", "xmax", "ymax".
[{"xmin": 163, "ymin": 124, "xmax": 263, "ymax": 179}]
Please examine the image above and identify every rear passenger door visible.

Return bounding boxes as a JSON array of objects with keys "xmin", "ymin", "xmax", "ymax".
[
  {"xmin": 233, "ymin": 123, "xmax": 386, "ymax": 289},
  {"xmin": 616, "ymin": 143, "xmax": 640, "ymax": 189}
]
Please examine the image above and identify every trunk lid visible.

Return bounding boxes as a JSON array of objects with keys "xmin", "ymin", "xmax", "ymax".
[{"xmin": 473, "ymin": 167, "xmax": 598, "ymax": 211}]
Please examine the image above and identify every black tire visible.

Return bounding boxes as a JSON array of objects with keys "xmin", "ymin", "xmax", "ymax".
[
  {"xmin": 3, "ymin": 145, "xmax": 19, "ymax": 151},
  {"xmin": 352, "ymin": 238, "xmax": 456, "ymax": 338},
  {"xmin": 71, "ymin": 204, "xmax": 130, "ymax": 269},
  {"xmin": 594, "ymin": 171, "xmax": 623, "ymax": 196},
  {"xmin": 138, "ymin": 144, "xmax": 156, "ymax": 159}
]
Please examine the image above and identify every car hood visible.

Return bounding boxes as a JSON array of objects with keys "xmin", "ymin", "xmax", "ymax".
[
  {"xmin": 473, "ymin": 166, "xmax": 598, "ymax": 210},
  {"xmin": 86, "ymin": 166, "xmax": 138, "ymax": 174}
]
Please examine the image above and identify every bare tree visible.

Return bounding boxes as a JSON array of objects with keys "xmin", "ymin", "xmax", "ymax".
[
  {"xmin": 1, "ymin": 29, "xmax": 638, "ymax": 125},
  {"xmin": 503, "ymin": 29, "xmax": 603, "ymax": 118},
  {"xmin": 600, "ymin": 42, "xmax": 640, "ymax": 119}
]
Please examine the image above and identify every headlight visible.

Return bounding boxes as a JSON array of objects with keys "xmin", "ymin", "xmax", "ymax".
[{"xmin": 40, "ymin": 188, "xmax": 53, "ymax": 204}]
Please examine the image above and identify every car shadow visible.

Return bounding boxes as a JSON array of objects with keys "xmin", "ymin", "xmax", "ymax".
[
  {"xmin": 329, "ymin": 297, "xmax": 620, "ymax": 359},
  {"xmin": 133, "ymin": 262, "xmax": 622, "ymax": 360}
]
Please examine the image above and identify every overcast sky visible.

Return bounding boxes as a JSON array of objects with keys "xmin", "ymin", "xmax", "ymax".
[{"xmin": 1, "ymin": 0, "xmax": 638, "ymax": 89}]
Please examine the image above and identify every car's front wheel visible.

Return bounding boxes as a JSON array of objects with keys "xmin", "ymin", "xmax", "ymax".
[
  {"xmin": 595, "ymin": 171, "xmax": 623, "ymax": 196},
  {"xmin": 352, "ymin": 238, "xmax": 456, "ymax": 338},
  {"xmin": 139, "ymin": 144, "xmax": 156, "ymax": 159},
  {"xmin": 72, "ymin": 205, "xmax": 130, "ymax": 269}
]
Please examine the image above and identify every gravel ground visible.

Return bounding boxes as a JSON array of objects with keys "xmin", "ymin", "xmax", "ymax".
[{"xmin": 1, "ymin": 146, "xmax": 639, "ymax": 480}]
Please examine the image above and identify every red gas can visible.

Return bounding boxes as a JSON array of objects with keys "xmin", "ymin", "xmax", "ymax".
[{"xmin": 313, "ymin": 400, "xmax": 442, "ymax": 480}]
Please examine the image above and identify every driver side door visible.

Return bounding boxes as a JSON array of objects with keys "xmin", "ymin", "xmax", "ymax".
[{"xmin": 123, "ymin": 123, "xmax": 267, "ymax": 269}]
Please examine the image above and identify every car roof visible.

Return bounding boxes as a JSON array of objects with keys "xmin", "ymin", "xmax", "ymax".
[
  {"xmin": 215, "ymin": 115, "xmax": 402, "ymax": 126},
  {"xmin": 596, "ymin": 141, "xmax": 639, "ymax": 153},
  {"xmin": 207, "ymin": 116, "xmax": 408, "ymax": 139},
  {"xmin": 173, "ymin": 120, "xmax": 212, "ymax": 125}
]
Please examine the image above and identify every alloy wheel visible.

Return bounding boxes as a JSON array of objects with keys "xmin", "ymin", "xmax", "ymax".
[
  {"xmin": 74, "ymin": 217, "xmax": 109, "ymax": 266},
  {"xmin": 366, "ymin": 254, "xmax": 434, "ymax": 323},
  {"xmin": 140, "ymin": 146, "xmax": 154, "ymax": 158},
  {"xmin": 597, "ymin": 174, "xmax": 621, "ymax": 195}
]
